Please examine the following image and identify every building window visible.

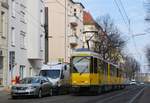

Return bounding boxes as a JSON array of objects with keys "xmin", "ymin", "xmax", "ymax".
[
  {"xmin": 20, "ymin": 31, "xmax": 26, "ymax": 49},
  {"xmin": 40, "ymin": 34, "xmax": 43, "ymax": 51},
  {"xmin": 11, "ymin": 27, "xmax": 15, "ymax": 46},
  {"xmin": 19, "ymin": 65, "xmax": 25, "ymax": 79},
  {"xmin": 20, "ymin": 11, "xmax": 26, "ymax": 23},
  {"xmin": 0, "ymin": 12, "xmax": 3, "ymax": 36},
  {"xmin": 74, "ymin": 9, "xmax": 77, "ymax": 16},
  {"xmin": 29, "ymin": 67, "xmax": 33, "ymax": 77},
  {"xmin": 9, "ymin": 51, "xmax": 15, "ymax": 70},
  {"xmin": 1, "ymin": 11, "xmax": 6, "ymax": 38},
  {"xmin": 20, "ymin": 4, "xmax": 26, "ymax": 23},
  {"xmin": 12, "ymin": 0, "xmax": 16, "ymax": 17},
  {"xmin": 40, "ymin": 9, "xmax": 44, "ymax": 26}
]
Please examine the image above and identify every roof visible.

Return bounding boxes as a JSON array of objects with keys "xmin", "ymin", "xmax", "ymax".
[
  {"xmin": 83, "ymin": 11, "xmax": 102, "ymax": 30},
  {"xmin": 83, "ymin": 11, "xmax": 95, "ymax": 25}
]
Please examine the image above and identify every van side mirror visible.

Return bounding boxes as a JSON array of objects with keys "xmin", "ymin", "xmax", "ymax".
[
  {"xmin": 41, "ymin": 80, "xmax": 45, "ymax": 84},
  {"xmin": 61, "ymin": 74, "xmax": 64, "ymax": 79},
  {"xmin": 64, "ymin": 65, "xmax": 67, "ymax": 70}
]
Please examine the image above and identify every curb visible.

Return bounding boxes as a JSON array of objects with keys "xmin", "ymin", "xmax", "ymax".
[
  {"xmin": 0, "ymin": 86, "xmax": 11, "ymax": 93},
  {"xmin": 3, "ymin": 87, "xmax": 11, "ymax": 93}
]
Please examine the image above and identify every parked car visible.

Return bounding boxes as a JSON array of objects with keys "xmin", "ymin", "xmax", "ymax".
[
  {"xmin": 11, "ymin": 76, "xmax": 52, "ymax": 99},
  {"xmin": 140, "ymin": 82, "xmax": 144, "ymax": 85},
  {"xmin": 129, "ymin": 80, "xmax": 137, "ymax": 85}
]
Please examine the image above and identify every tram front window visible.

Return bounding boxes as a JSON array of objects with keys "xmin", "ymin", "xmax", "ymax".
[{"xmin": 72, "ymin": 57, "xmax": 90, "ymax": 74}]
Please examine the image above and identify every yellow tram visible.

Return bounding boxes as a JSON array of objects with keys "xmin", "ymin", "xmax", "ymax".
[{"xmin": 70, "ymin": 49, "xmax": 126, "ymax": 93}]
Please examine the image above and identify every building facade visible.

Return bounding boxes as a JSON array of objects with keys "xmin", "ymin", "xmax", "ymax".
[
  {"xmin": 0, "ymin": 0, "xmax": 9, "ymax": 86},
  {"xmin": 83, "ymin": 11, "xmax": 103, "ymax": 52},
  {"xmin": 45, "ymin": 0, "xmax": 84, "ymax": 63},
  {"xmin": 8, "ymin": 0, "xmax": 45, "ymax": 85}
]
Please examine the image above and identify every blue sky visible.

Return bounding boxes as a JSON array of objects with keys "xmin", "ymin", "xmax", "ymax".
[{"xmin": 77, "ymin": 0, "xmax": 150, "ymax": 72}]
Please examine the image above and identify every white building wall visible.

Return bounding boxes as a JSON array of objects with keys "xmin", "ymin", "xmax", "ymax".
[
  {"xmin": 0, "ymin": 0, "xmax": 9, "ymax": 86},
  {"xmin": 26, "ymin": 0, "xmax": 45, "ymax": 75},
  {"xmin": 8, "ymin": 0, "xmax": 45, "ymax": 85},
  {"xmin": 8, "ymin": 0, "xmax": 28, "ymax": 84}
]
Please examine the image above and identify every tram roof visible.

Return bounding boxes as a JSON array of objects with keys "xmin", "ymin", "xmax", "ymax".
[
  {"xmin": 72, "ymin": 48, "xmax": 119, "ymax": 68},
  {"xmin": 72, "ymin": 48, "xmax": 101, "ymax": 57}
]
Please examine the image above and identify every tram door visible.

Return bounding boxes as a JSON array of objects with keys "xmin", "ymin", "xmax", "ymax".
[{"xmin": 90, "ymin": 57, "xmax": 99, "ymax": 85}]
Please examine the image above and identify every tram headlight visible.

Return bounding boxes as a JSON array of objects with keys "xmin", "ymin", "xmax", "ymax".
[
  {"xmin": 84, "ymin": 81, "xmax": 89, "ymax": 84},
  {"xmin": 73, "ymin": 81, "xmax": 77, "ymax": 84}
]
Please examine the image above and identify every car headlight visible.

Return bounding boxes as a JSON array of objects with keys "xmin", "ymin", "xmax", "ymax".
[{"xmin": 11, "ymin": 86, "xmax": 17, "ymax": 90}]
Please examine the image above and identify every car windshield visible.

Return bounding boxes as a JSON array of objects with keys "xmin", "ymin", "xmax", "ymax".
[
  {"xmin": 40, "ymin": 70, "xmax": 60, "ymax": 79},
  {"xmin": 72, "ymin": 57, "xmax": 90, "ymax": 73},
  {"xmin": 20, "ymin": 77, "xmax": 40, "ymax": 84}
]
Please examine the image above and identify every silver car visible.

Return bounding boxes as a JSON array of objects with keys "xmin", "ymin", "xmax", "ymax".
[{"xmin": 11, "ymin": 76, "xmax": 52, "ymax": 99}]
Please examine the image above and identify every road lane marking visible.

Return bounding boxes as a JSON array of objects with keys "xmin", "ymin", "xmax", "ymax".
[
  {"xmin": 97, "ymin": 91, "xmax": 130, "ymax": 103},
  {"xmin": 128, "ymin": 87, "xmax": 145, "ymax": 103}
]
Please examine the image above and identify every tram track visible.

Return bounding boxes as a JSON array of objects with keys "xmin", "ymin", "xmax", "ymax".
[{"xmin": 89, "ymin": 86, "xmax": 145, "ymax": 103}]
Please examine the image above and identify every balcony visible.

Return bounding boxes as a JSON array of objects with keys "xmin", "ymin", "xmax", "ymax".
[
  {"xmin": 69, "ymin": 35, "xmax": 78, "ymax": 46},
  {"xmin": 1, "ymin": 0, "xmax": 9, "ymax": 9},
  {"xmin": 70, "ymin": 16, "xmax": 78, "ymax": 27}
]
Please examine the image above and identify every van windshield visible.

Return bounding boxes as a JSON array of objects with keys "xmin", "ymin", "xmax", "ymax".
[{"xmin": 40, "ymin": 70, "xmax": 60, "ymax": 79}]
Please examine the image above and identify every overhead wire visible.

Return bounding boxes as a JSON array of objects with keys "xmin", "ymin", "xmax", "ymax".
[
  {"xmin": 113, "ymin": 0, "xmax": 142, "ymax": 63},
  {"xmin": 118, "ymin": 0, "xmax": 130, "ymax": 25},
  {"xmin": 113, "ymin": 0, "xmax": 128, "ymax": 26}
]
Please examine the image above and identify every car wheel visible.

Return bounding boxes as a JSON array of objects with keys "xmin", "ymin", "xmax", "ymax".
[
  {"xmin": 38, "ymin": 89, "xmax": 42, "ymax": 98},
  {"xmin": 11, "ymin": 96, "xmax": 17, "ymax": 99}
]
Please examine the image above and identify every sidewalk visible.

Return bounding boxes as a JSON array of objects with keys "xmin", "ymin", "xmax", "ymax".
[
  {"xmin": 0, "ymin": 86, "xmax": 11, "ymax": 93},
  {"xmin": 0, "ymin": 86, "xmax": 4, "ymax": 91}
]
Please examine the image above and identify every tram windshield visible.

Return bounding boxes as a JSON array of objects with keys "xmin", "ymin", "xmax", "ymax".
[{"xmin": 72, "ymin": 56, "xmax": 90, "ymax": 73}]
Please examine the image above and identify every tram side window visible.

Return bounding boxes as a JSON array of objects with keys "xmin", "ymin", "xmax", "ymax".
[
  {"xmin": 97, "ymin": 59, "xmax": 103, "ymax": 73},
  {"xmin": 117, "ymin": 68, "xmax": 119, "ymax": 77},
  {"xmin": 104, "ymin": 62, "xmax": 108, "ymax": 76},
  {"xmin": 90, "ymin": 57, "xmax": 93, "ymax": 73},
  {"xmin": 110, "ymin": 65, "xmax": 113, "ymax": 76},
  {"xmin": 110, "ymin": 65, "xmax": 116, "ymax": 76},
  {"xmin": 93, "ymin": 58, "xmax": 97, "ymax": 73}
]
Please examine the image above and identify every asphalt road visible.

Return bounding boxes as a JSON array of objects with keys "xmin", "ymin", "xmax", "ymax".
[{"xmin": 0, "ymin": 85, "xmax": 149, "ymax": 103}]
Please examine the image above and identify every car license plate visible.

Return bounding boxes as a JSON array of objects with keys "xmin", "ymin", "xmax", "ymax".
[{"xmin": 17, "ymin": 90, "xmax": 25, "ymax": 93}]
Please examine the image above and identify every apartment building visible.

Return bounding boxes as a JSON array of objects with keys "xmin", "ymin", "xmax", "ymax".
[
  {"xmin": 0, "ymin": 0, "xmax": 8, "ymax": 86},
  {"xmin": 45, "ymin": 0, "xmax": 84, "ymax": 63},
  {"xmin": 8, "ymin": 0, "xmax": 45, "ymax": 85},
  {"xmin": 83, "ymin": 11, "xmax": 103, "ymax": 52}
]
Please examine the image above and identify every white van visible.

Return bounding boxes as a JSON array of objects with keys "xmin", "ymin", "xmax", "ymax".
[{"xmin": 39, "ymin": 63, "xmax": 70, "ymax": 95}]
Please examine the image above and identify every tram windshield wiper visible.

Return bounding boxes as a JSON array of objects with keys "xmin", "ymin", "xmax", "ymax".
[
  {"xmin": 72, "ymin": 56, "xmax": 90, "ymax": 73},
  {"xmin": 79, "ymin": 67, "xmax": 87, "ymax": 75}
]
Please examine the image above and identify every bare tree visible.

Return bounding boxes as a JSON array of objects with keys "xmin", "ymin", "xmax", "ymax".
[
  {"xmin": 146, "ymin": 46, "xmax": 150, "ymax": 68},
  {"xmin": 96, "ymin": 15, "xmax": 126, "ymax": 63},
  {"xmin": 145, "ymin": 0, "xmax": 150, "ymax": 21},
  {"xmin": 124, "ymin": 56, "xmax": 140, "ymax": 80},
  {"xmin": 144, "ymin": 1, "xmax": 150, "ymax": 69}
]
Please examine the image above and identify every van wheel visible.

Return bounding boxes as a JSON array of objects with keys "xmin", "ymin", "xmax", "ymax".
[
  {"xmin": 38, "ymin": 89, "xmax": 42, "ymax": 98},
  {"xmin": 49, "ymin": 88, "xmax": 53, "ymax": 96}
]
